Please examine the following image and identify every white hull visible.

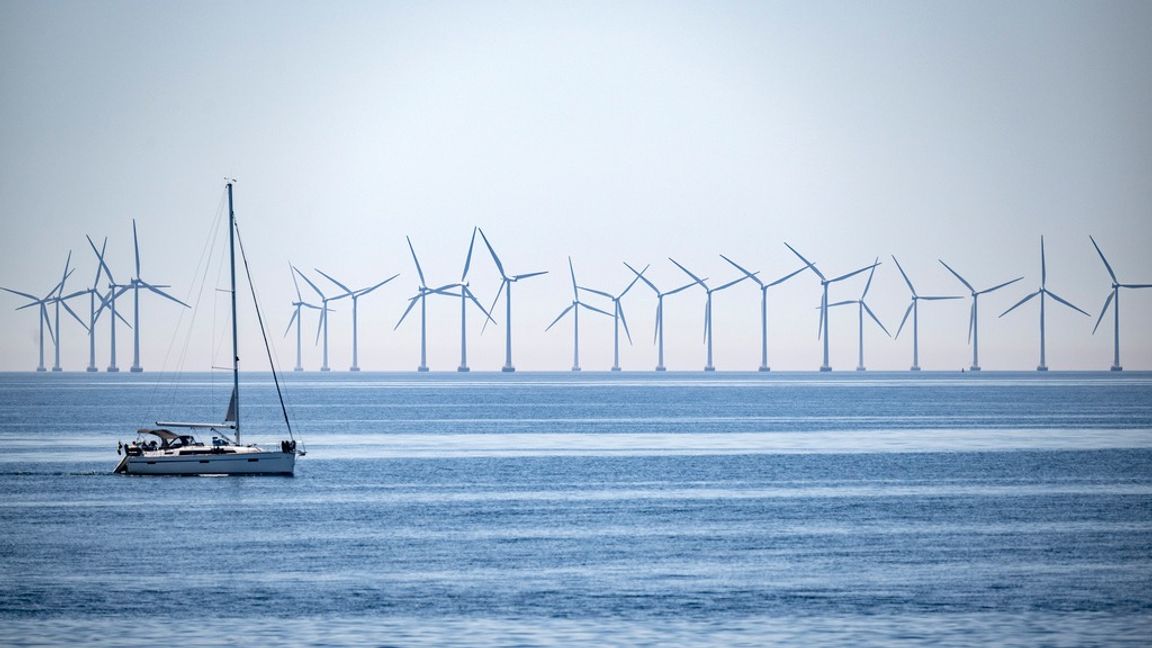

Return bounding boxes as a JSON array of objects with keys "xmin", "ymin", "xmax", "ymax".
[{"xmin": 121, "ymin": 450, "xmax": 295, "ymax": 475}]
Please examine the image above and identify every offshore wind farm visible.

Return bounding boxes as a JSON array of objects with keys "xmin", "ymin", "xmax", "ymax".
[{"xmin": 2, "ymin": 2, "xmax": 1152, "ymax": 647}]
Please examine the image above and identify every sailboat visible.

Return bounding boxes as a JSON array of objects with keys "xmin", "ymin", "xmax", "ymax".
[{"xmin": 114, "ymin": 181, "xmax": 302, "ymax": 475}]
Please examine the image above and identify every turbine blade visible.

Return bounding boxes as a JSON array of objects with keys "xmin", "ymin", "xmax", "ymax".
[
  {"xmin": 406, "ymin": 236, "xmax": 426, "ymax": 287},
  {"xmin": 356, "ymin": 273, "xmax": 400, "ymax": 297},
  {"xmin": 579, "ymin": 285, "xmax": 614, "ymax": 299},
  {"xmin": 143, "ymin": 283, "xmax": 190, "ymax": 308},
  {"xmin": 624, "ymin": 261, "xmax": 660, "ymax": 294},
  {"xmin": 1120, "ymin": 283, "xmax": 1152, "ymax": 289},
  {"xmin": 654, "ymin": 301, "xmax": 661, "ymax": 344},
  {"xmin": 919, "ymin": 295, "xmax": 962, "ymax": 301},
  {"xmin": 714, "ymin": 274, "xmax": 750, "ymax": 292},
  {"xmin": 482, "ymin": 280, "xmax": 506, "ymax": 333},
  {"xmin": 703, "ymin": 301, "xmax": 710, "ymax": 343},
  {"xmin": 1045, "ymin": 289, "xmax": 1090, "ymax": 316},
  {"xmin": 978, "ymin": 276, "xmax": 1024, "ymax": 295},
  {"xmin": 132, "ymin": 220, "xmax": 141, "ymax": 278},
  {"xmin": 568, "ymin": 257, "xmax": 578, "ymax": 298},
  {"xmin": 1088, "ymin": 235, "xmax": 1117, "ymax": 284},
  {"xmin": 619, "ymin": 302, "xmax": 633, "ymax": 345},
  {"xmin": 895, "ymin": 302, "xmax": 914, "ymax": 338},
  {"xmin": 464, "ymin": 286, "xmax": 496, "ymax": 324},
  {"xmin": 315, "ymin": 307, "xmax": 325, "ymax": 345},
  {"xmin": 514, "ymin": 271, "xmax": 548, "ymax": 280},
  {"xmin": 43, "ymin": 306, "xmax": 56, "ymax": 346},
  {"xmin": 545, "ymin": 304, "xmax": 574, "ymax": 332},
  {"xmin": 826, "ymin": 300, "xmax": 854, "ymax": 308},
  {"xmin": 664, "ymin": 281, "xmax": 698, "ymax": 297},
  {"xmin": 860, "ymin": 258, "xmax": 879, "ymax": 299},
  {"xmin": 61, "ymin": 300, "xmax": 88, "ymax": 331},
  {"xmin": 394, "ymin": 295, "xmax": 420, "ymax": 330},
  {"xmin": 617, "ymin": 267, "xmax": 647, "ymax": 298},
  {"xmin": 289, "ymin": 263, "xmax": 303, "ymax": 301},
  {"xmin": 817, "ymin": 301, "xmax": 826, "ymax": 340},
  {"xmin": 783, "ymin": 242, "xmax": 824, "ymax": 280},
  {"xmin": 1, "ymin": 287, "xmax": 39, "ymax": 301},
  {"xmin": 890, "ymin": 256, "xmax": 915, "ymax": 295},
  {"xmin": 293, "ymin": 266, "xmax": 326, "ymax": 299},
  {"xmin": 284, "ymin": 308, "xmax": 299, "ymax": 337},
  {"xmin": 1000, "ymin": 290, "xmax": 1039, "ymax": 317},
  {"xmin": 668, "ymin": 257, "xmax": 706, "ymax": 288},
  {"xmin": 579, "ymin": 301, "xmax": 612, "ymax": 317},
  {"xmin": 767, "ymin": 262, "xmax": 815, "ymax": 287},
  {"xmin": 1040, "ymin": 236, "xmax": 1047, "ymax": 287},
  {"xmin": 1092, "ymin": 291, "xmax": 1115, "ymax": 334},
  {"xmin": 462, "ymin": 227, "xmax": 478, "ymax": 281},
  {"xmin": 967, "ymin": 302, "xmax": 975, "ymax": 344},
  {"xmin": 478, "ymin": 228, "xmax": 507, "ymax": 279},
  {"xmin": 719, "ymin": 254, "xmax": 763, "ymax": 286},
  {"xmin": 314, "ymin": 268, "xmax": 353, "ymax": 295},
  {"xmin": 829, "ymin": 262, "xmax": 879, "ymax": 284},
  {"xmin": 938, "ymin": 259, "xmax": 974, "ymax": 293},
  {"xmin": 863, "ymin": 302, "xmax": 890, "ymax": 337}
]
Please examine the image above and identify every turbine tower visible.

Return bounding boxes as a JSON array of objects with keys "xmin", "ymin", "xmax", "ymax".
[
  {"xmin": 784, "ymin": 243, "xmax": 878, "ymax": 372},
  {"xmin": 892, "ymin": 256, "xmax": 962, "ymax": 371},
  {"xmin": 2, "ymin": 270, "xmax": 73, "ymax": 372},
  {"xmin": 625, "ymin": 262, "xmax": 696, "ymax": 371},
  {"xmin": 284, "ymin": 264, "xmax": 322, "ymax": 371},
  {"xmin": 293, "ymin": 266, "xmax": 335, "ymax": 371},
  {"xmin": 477, "ymin": 228, "xmax": 547, "ymax": 372},
  {"xmin": 938, "ymin": 259, "xmax": 1023, "ymax": 372},
  {"xmin": 546, "ymin": 257, "xmax": 612, "ymax": 371},
  {"xmin": 668, "ymin": 258, "xmax": 750, "ymax": 371},
  {"xmin": 1088, "ymin": 236, "xmax": 1151, "ymax": 372},
  {"xmin": 720, "ymin": 255, "xmax": 811, "ymax": 372},
  {"xmin": 127, "ymin": 219, "xmax": 189, "ymax": 372},
  {"xmin": 826, "ymin": 260, "xmax": 889, "ymax": 371},
  {"xmin": 316, "ymin": 267, "xmax": 399, "ymax": 372},
  {"xmin": 577, "ymin": 263, "xmax": 648, "ymax": 371},
  {"xmin": 1000, "ymin": 236, "xmax": 1090, "ymax": 371},
  {"xmin": 451, "ymin": 228, "xmax": 497, "ymax": 372}
]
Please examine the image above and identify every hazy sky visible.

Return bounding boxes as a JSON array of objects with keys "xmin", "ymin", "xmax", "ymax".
[{"xmin": 1, "ymin": 0, "xmax": 1150, "ymax": 372}]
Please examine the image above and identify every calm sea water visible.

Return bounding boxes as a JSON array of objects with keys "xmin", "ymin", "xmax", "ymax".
[{"xmin": 1, "ymin": 371, "xmax": 1150, "ymax": 646}]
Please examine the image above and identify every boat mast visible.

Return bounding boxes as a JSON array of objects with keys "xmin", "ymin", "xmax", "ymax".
[{"xmin": 227, "ymin": 181, "xmax": 240, "ymax": 444}]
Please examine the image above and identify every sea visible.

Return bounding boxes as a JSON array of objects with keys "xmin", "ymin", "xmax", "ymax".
[{"xmin": 0, "ymin": 371, "xmax": 1150, "ymax": 646}]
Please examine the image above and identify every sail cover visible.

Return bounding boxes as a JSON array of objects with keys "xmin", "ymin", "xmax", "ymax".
[{"xmin": 224, "ymin": 387, "xmax": 237, "ymax": 423}]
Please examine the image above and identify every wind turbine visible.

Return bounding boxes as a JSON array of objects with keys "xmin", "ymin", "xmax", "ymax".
[
  {"xmin": 449, "ymin": 228, "xmax": 497, "ymax": 372},
  {"xmin": 395, "ymin": 236, "xmax": 457, "ymax": 372},
  {"xmin": 477, "ymin": 228, "xmax": 547, "ymax": 372},
  {"xmin": 74, "ymin": 236, "xmax": 130, "ymax": 372},
  {"xmin": 625, "ymin": 262, "xmax": 697, "ymax": 371},
  {"xmin": 1088, "ymin": 236, "xmax": 1151, "ymax": 372},
  {"xmin": 126, "ymin": 219, "xmax": 189, "ymax": 372},
  {"xmin": 825, "ymin": 260, "xmax": 889, "ymax": 371},
  {"xmin": 316, "ymin": 267, "xmax": 399, "ymax": 372},
  {"xmin": 1, "ymin": 269, "xmax": 73, "ymax": 372},
  {"xmin": 784, "ymin": 243, "xmax": 879, "ymax": 372},
  {"xmin": 577, "ymin": 263, "xmax": 648, "ymax": 371},
  {"xmin": 42, "ymin": 252, "xmax": 90, "ymax": 371},
  {"xmin": 293, "ymin": 266, "xmax": 335, "ymax": 371},
  {"xmin": 94, "ymin": 242, "xmax": 133, "ymax": 372},
  {"xmin": 1000, "ymin": 236, "xmax": 1090, "ymax": 371},
  {"xmin": 285, "ymin": 264, "xmax": 322, "ymax": 371},
  {"xmin": 545, "ymin": 257, "xmax": 612, "ymax": 371},
  {"xmin": 720, "ymin": 255, "xmax": 811, "ymax": 371},
  {"xmin": 668, "ymin": 258, "xmax": 750, "ymax": 371},
  {"xmin": 891, "ymin": 256, "xmax": 962, "ymax": 371},
  {"xmin": 938, "ymin": 259, "xmax": 1023, "ymax": 371}
]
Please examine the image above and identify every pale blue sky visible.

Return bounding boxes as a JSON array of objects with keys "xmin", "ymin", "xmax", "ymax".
[{"xmin": 1, "ymin": 0, "xmax": 1150, "ymax": 371}]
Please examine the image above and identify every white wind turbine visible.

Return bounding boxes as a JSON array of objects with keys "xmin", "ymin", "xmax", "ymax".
[
  {"xmin": 668, "ymin": 258, "xmax": 750, "ymax": 371},
  {"xmin": 284, "ymin": 264, "xmax": 322, "ymax": 371},
  {"xmin": 546, "ymin": 257, "xmax": 612, "ymax": 371},
  {"xmin": 449, "ymin": 228, "xmax": 497, "ymax": 372},
  {"xmin": 316, "ymin": 267, "xmax": 399, "ymax": 371},
  {"xmin": 825, "ymin": 260, "xmax": 889, "ymax": 371},
  {"xmin": 1000, "ymin": 236, "xmax": 1090, "ymax": 371},
  {"xmin": 1088, "ymin": 236, "xmax": 1151, "ymax": 372},
  {"xmin": 293, "ymin": 266, "xmax": 336, "ymax": 372},
  {"xmin": 74, "ymin": 236, "xmax": 130, "ymax": 372},
  {"xmin": 44, "ymin": 252, "xmax": 89, "ymax": 371},
  {"xmin": 625, "ymin": 262, "xmax": 697, "ymax": 372},
  {"xmin": 1, "ymin": 263, "xmax": 75, "ymax": 372},
  {"xmin": 395, "ymin": 236, "xmax": 458, "ymax": 372},
  {"xmin": 938, "ymin": 259, "xmax": 1023, "ymax": 372},
  {"xmin": 126, "ymin": 219, "xmax": 189, "ymax": 372},
  {"xmin": 892, "ymin": 256, "xmax": 962, "ymax": 371},
  {"xmin": 477, "ymin": 228, "xmax": 547, "ymax": 372},
  {"xmin": 577, "ymin": 263, "xmax": 648, "ymax": 371},
  {"xmin": 720, "ymin": 255, "xmax": 811, "ymax": 372},
  {"xmin": 784, "ymin": 243, "xmax": 879, "ymax": 372}
]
